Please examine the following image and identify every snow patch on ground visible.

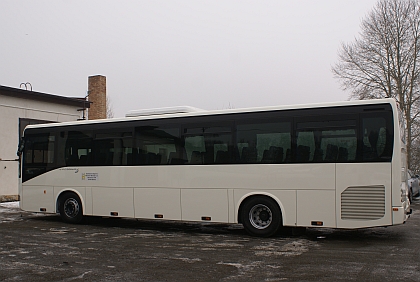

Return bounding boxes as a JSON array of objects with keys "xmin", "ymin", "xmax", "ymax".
[
  {"xmin": 0, "ymin": 201, "xmax": 21, "ymax": 223},
  {"xmin": 0, "ymin": 201, "xmax": 19, "ymax": 209},
  {"xmin": 252, "ymin": 239, "xmax": 317, "ymax": 257}
]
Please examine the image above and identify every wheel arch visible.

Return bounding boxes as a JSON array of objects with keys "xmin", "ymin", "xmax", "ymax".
[
  {"xmin": 237, "ymin": 192, "xmax": 284, "ymax": 224},
  {"xmin": 55, "ymin": 189, "xmax": 85, "ymax": 214}
]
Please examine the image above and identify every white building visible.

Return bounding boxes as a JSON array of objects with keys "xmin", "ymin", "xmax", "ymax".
[{"xmin": 0, "ymin": 85, "xmax": 90, "ymax": 202}]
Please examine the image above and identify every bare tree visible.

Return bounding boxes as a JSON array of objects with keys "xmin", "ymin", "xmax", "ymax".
[
  {"xmin": 410, "ymin": 139, "xmax": 420, "ymax": 172},
  {"xmin": 332, "ymin": 0, "xmax": 420, "ymax": 169},
  {"xmin": 106, "ymin": 96, "xmax": 114, "ymax": 119}
]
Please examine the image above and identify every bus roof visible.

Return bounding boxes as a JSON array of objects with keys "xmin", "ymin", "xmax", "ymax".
[
  {"xmin": 125, "ymin": 106, "xmax": 204, "ymax": 117},
  {"xmin": 24, "ymin": 98, "xmax": 397, "ymax": 130}
]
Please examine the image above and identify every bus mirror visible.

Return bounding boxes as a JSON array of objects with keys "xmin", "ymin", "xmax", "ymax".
[{"xmin": 17, "ymin": 138, "xmax": 25, "ymax": 156}]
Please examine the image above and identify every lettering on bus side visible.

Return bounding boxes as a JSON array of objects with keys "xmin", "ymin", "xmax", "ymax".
[{"xmin": 81, "ymin": 173, "xmax": 98, "ymax": 181}]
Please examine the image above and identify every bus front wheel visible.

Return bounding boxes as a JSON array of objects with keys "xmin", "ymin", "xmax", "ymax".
[
  {"xmin": 241, "ymin": 196, "xmax": 282, "ymax": 237},
  {"xmin": 58, "ymin": 192, "xmax": 83, "ymax": 224}
]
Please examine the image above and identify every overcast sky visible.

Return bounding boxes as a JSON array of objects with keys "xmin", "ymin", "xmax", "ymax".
[{"xmin": 1, "ymin": 0, "xmax": 378, "ymax": 117}]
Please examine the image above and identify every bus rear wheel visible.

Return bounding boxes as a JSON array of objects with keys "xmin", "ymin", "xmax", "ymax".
[
  {"xmin": 58, "ymin": 192, "xmax": 83, "ymax": 224},
  {"xmin": 241, "ymin": 196, "xmax": 282, "ymax": 237}
]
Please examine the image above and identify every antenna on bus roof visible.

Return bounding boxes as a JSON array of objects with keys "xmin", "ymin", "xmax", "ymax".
[{"xmin": 125, "ymin": 106, "xmax": 204, "ymax": 117}]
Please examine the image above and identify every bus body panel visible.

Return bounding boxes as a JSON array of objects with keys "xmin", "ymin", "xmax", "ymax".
[
  {"xmin": 336, "ymin": 163, "xmax": 392, "ymax": 228},
  {"xmin": 134, "ymin": 188, "xmax": 181, "ymax": 220},
  {"xmin": 297, "ymin": 189, "xmax": 336, "ymax": 227},
  {"xmin": 391, "ymin": 146, "xmax": 410, "ymax": 224},
  {"xmin": 392, "ymin": 201, "xmax": 408, "ymax": 225},
  {"xmin": 391, "ymin": 102, "xmax": 411, "ymax": 222},
  {"xmin": 21, "ymin": 185, "xmax": 54, "ymax": 213},
  {"xmin": 22, "ymin": 163, "xmax": 335, "ymax": 225},
  {"xmin": 85, "ymin": 187, "xmax": 93, "ymax": 215},
  {"xmin": 21, "ymin": 162, "xmax": 394, "ymax": 228},
  {"xmin": 294, "ymin": 163, "xmax": 336, "ymax": 228},
  {"xmin": 181, "ymin": 188, "xmax": 228, "ymax": 222},
  {"xmin": 92, "ymin": 187, "xmax": 134, "ymax": 218}
]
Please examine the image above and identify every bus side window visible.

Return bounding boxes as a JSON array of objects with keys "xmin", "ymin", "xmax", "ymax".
[
  {"xmin": 296, "ymin": 132, "xmax": 314, "ymax": 162},
  {"xmin": 184, "ymin": 126, "xmax": 233, "ymax": 164},
  {"xmin": 236, "ymin": 121, "xmax": 291, "ymax": 164},
  {"xmin": 63, "ymin": 131, "xmax": 93, "ymax": 166},
  {"xmin": 296, "ymin": 119, "xmax": 357, "ymax": 163},
  {"xmin": 362, "ymin": 117, "xmax": 392, "ymax": 162},
  {"xmin": 185, "ymin": 135, "xmax": 206, "ymax": 164},
  {"xmin": 320, "ymin": 129, "xmax": 357, "ymax": 162},
  {"xmin": 26, "ymin": 135, "xmax": 55, "ymax": 164},
  {"xmin": 135, "ymin": 126, "xmax": 181, "ymax": 165},
  {"xmin": 22, "ymin": 133, "xmax": 56, "ymax": 182}
]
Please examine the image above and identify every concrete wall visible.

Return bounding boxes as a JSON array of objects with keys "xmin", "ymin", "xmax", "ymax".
[{"xmin": 0, "ymin": 94, "xmax": 83, "ymax": 202}]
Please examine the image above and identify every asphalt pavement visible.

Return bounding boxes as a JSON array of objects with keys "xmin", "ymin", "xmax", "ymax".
[{"xmin": 1, "ymin": 199, "xmax": 420, "ymax": 281}]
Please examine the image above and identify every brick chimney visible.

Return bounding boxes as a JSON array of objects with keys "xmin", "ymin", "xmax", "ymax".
[{"xmin": 88, "ymin": 75, "xmax": 106, "ymax": 120}]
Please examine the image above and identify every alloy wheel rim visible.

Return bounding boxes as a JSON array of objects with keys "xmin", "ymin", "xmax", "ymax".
[
  {"xmin": 64, "ymin": 198, "xmax": 79, "ymax": 218},
  {"xmin": 249, "ymin": 204, "xmax": 272, "ymax": 229}
]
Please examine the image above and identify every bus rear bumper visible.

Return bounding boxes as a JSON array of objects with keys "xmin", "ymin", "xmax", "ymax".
[{"xmin": 392, "ymin": 201, "xmax": 411, "ymax": 225}]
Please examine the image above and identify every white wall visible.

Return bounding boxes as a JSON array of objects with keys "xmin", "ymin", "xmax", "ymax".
[{"xmin": 0, "ymin": 94, "xmax": 84, "ymax": 200}]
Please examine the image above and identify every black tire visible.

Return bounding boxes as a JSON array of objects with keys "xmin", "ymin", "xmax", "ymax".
[
  {"xmin": 58, "ymin": 192, "xmax": 84, "ymax": 224},
  {"xmin": 241, "ymin": 196, "xmax": 282, "ymax": 237}
]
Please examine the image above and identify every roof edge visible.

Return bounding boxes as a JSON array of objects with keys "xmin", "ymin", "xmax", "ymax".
[{"xmin": 0, "ymin": 85, "xmax": 91, "ymax": 108}]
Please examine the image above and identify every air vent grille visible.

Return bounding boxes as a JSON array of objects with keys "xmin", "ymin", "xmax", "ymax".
[{"xmin": 341, "ymin": 186, "xmax": 385, "ymax": 220}]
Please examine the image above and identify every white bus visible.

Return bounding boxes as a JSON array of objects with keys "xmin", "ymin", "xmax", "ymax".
[{"xmin": 19, "ymin": 98, "xmax": 411, "ymax": 237}]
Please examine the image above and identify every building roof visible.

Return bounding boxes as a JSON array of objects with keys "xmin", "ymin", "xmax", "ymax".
[{"xmin": 0, "ymin": 85, "xmax": 91, "ymax": 109}]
